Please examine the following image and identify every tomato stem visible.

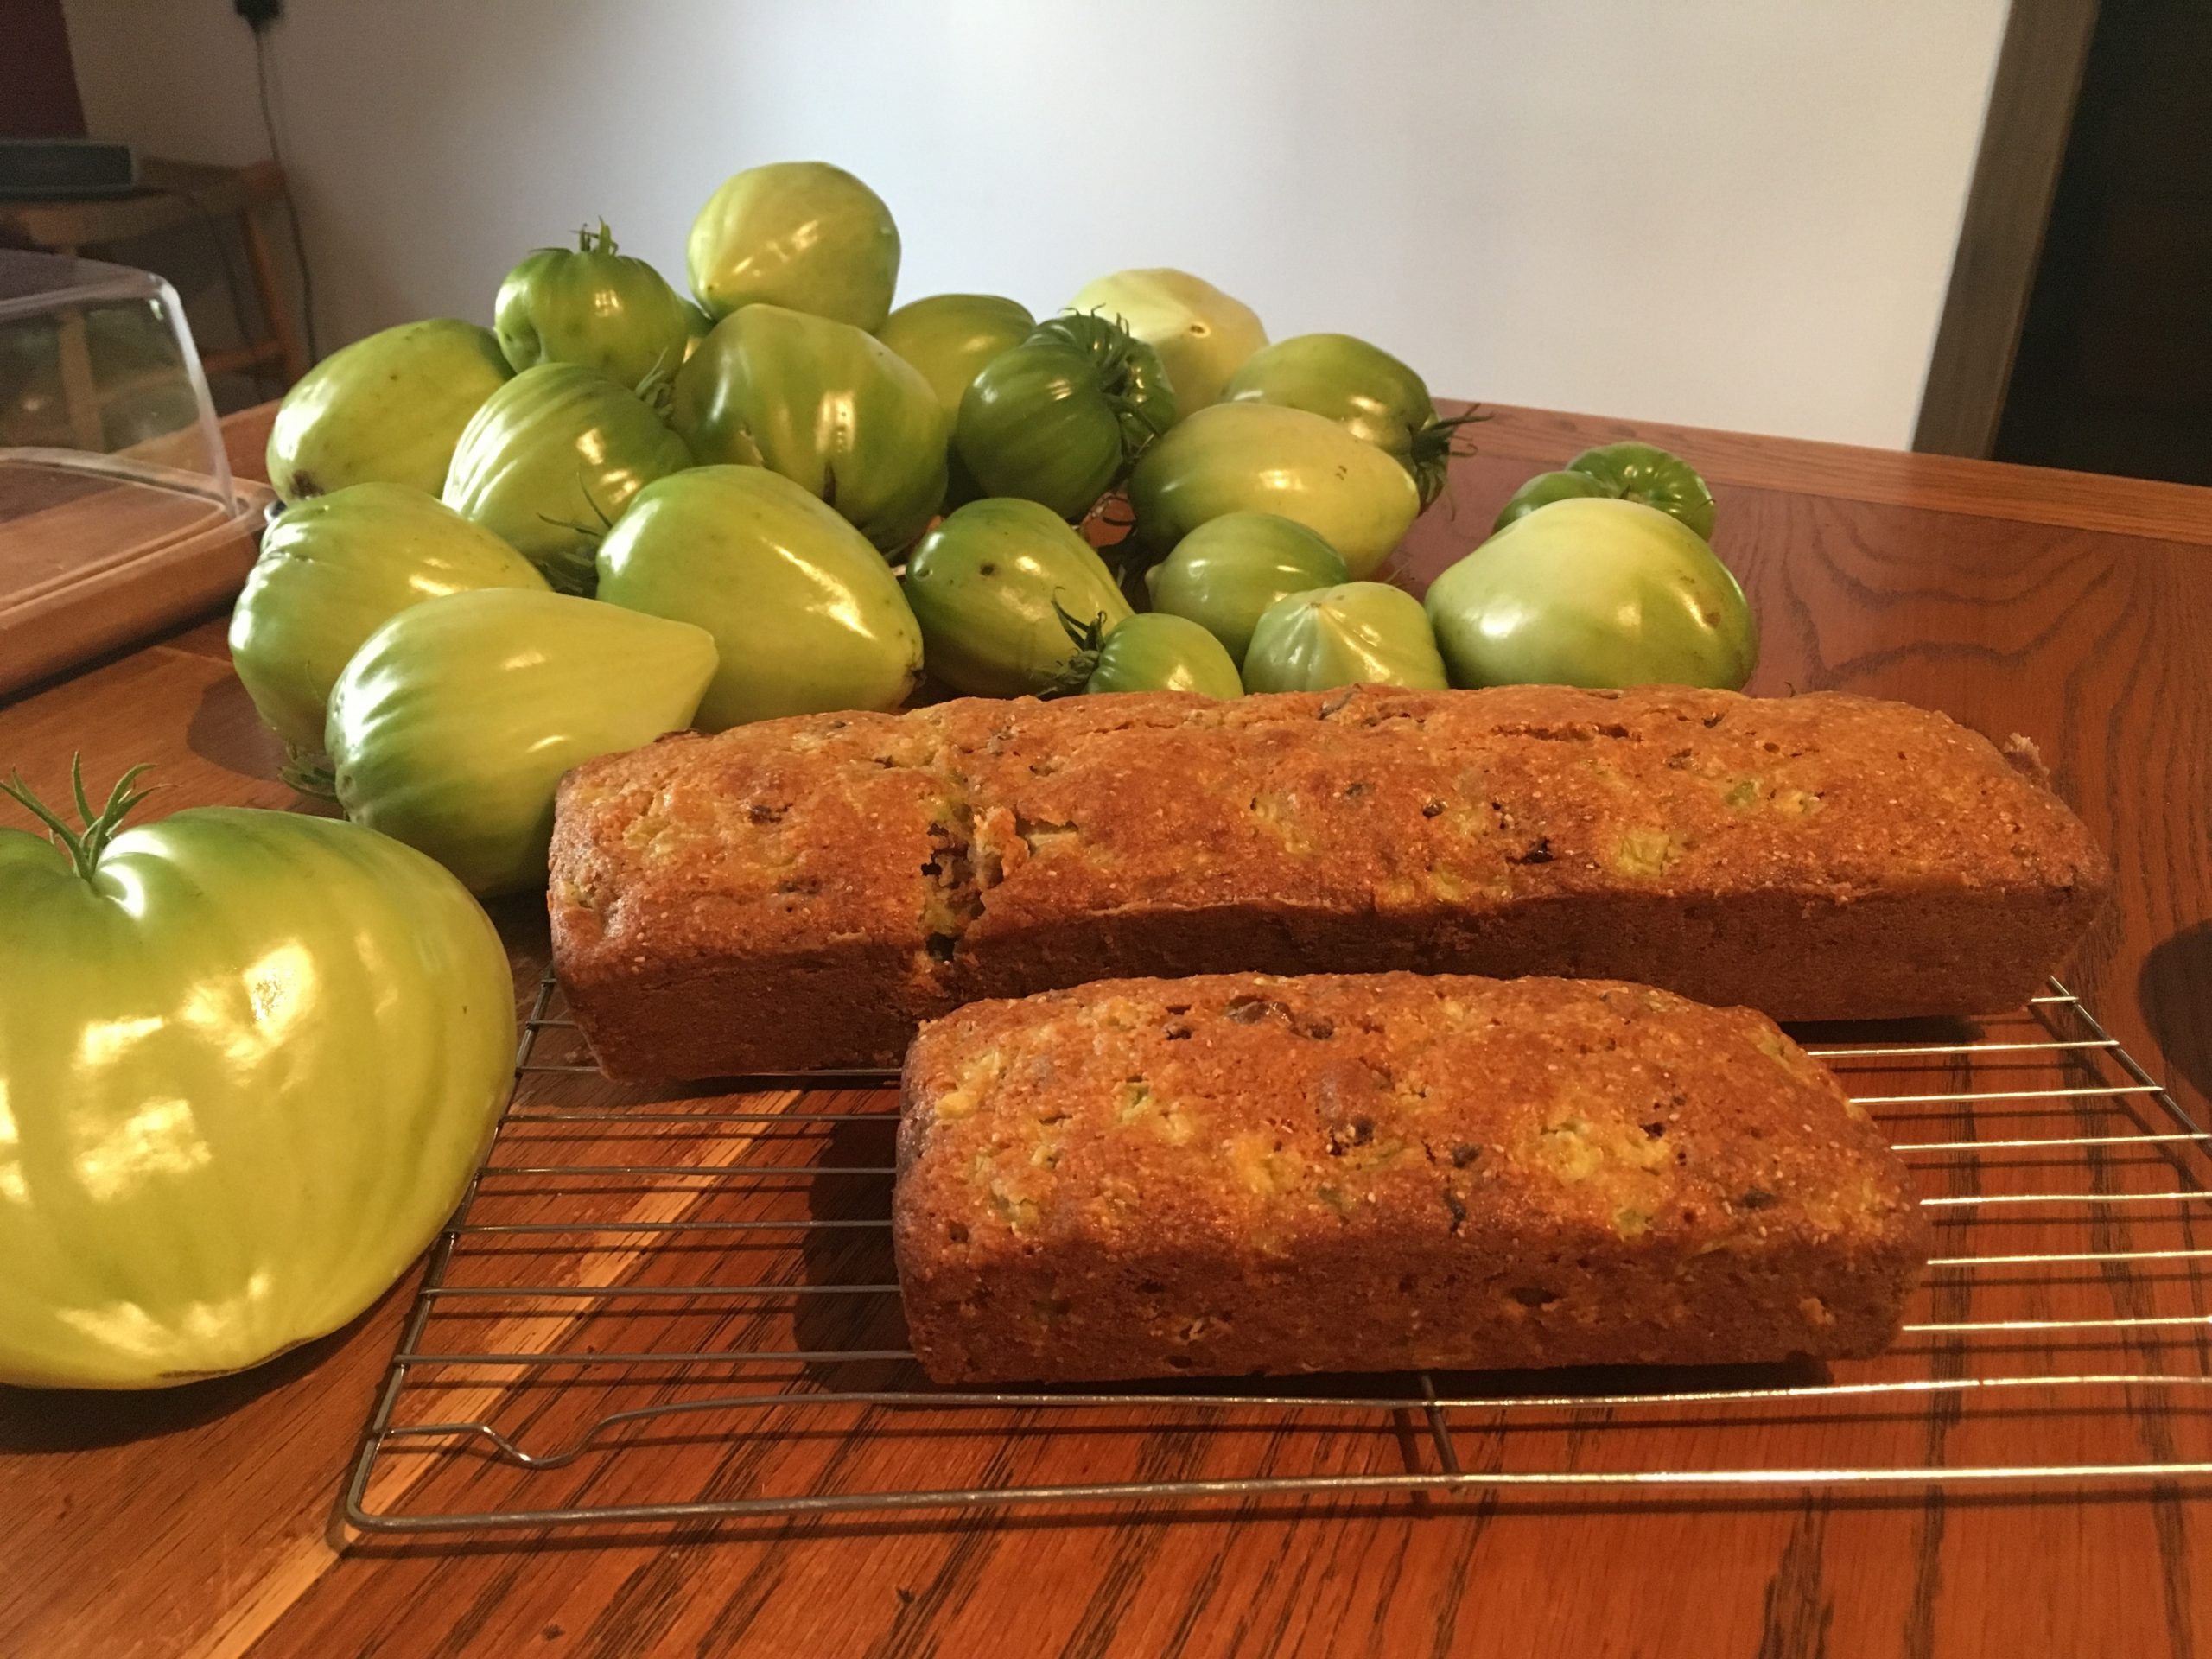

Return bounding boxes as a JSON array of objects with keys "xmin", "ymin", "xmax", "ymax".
[{"xmin": 0, "ymin": 755, "xmax": 157, "ymax": 880}]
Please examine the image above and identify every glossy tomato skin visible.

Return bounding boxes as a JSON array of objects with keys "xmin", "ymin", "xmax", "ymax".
[
  {"xmin": 877, "ymin": 293, "xmax": 1035, "ymax": 417},
  {"xmin": 1068, "ymin": 267, "xmax": 1266, "ymax": 412},
  {"xmin": 1223, "ymin": 332, "xmax": 1462, "ymax": 505},
  {"xmin": 1083, "ymin": 613, "xmax": 1243, "ymax": 697},
  {"xmin": 1128, "ymin": 402, "xmax": 1420, "ymax": 578},
  {"xmin": 1494, "ymin": 443, "xmax": 1716, "ymax": 538},
  {"xmin": 1425, "ymin": 496, "xmax": 1757, "ymax": 690},
  {"xmin": 229, "ymin": 484, "xmax": 547, "ymax": 772},
  {"xmin": 1491, "ymin": 468, "xmax": 1611, "ymax": 531},
  {"xmin": 902, "ymin": 499, "xmax": 1132, "ymax": 696},
  {"xmin": 1241, "ymin": 581, "xmax": 1448, "ymax": 694},
  {"xmin": 494, "ymin": 222, "xmax": 691, "ymax": 390},
  {"xmin": 671, "ymin": 302, "xmax": 945, "ymax": 553},
  {"xmin": 442, "ymin": 363, "xmax": 694, "ymax": 595},
  {"xmin": 1142, "ymin": 510, "xmax": 1348, "ymax": 665},
  {"xmin": 265, "ymin": 319, "xmax": 512, "ymax": 504},
  {"xmin": 596, "ymin": 466, "xmax": 922, "ymax": 730},
  {"xmin": 0, "ymin": 803, "xmax": 512, "ymax": 1388},
  {"xmin": 686, "ymin": 161, "xmax": 900, "ymax": 330},
  {"xmin": 955, "ymin": 314, "xmax": 1176, "ymax": 521},
  {"xmin": 325, "ymin": 588, "xmax": 716, "ymax": 895}
]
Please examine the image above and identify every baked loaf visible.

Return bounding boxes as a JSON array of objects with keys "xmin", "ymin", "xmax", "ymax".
[
  {"xmin": 550, "ymin": 685, "xmax": 2109, "ymax": 1079},
  {"xmin": 893, "ymin": 972, "xmax": 1932, "ymax": 1382}
]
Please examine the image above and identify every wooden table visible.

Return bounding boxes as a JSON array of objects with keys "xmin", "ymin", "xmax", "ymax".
[{"xmin": 4, "ymin": 403, "xmax": 2211, "ymax": 1658}]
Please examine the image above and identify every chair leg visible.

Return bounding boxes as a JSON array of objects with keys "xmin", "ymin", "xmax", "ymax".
[
  {"xmin": 242, "ymin": 204, "xmax": 308, "ymax": 384},
  {"xmin": 50, "ymin": 242, "xmax": 108, "ymax": 453}
]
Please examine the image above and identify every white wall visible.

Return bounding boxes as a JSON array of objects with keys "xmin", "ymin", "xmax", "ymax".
[{"xmin": 63, "ymin": 0, "xmax": 2008, "ymax": 448}]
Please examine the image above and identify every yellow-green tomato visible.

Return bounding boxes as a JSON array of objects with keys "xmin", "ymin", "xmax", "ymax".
[
  {"xmin": 0, "ymin": 772, "xmax": 512, "ymax": 1389},
  {"xmin": 264, "ymin": 319, "xmax": 512, "ymax": 503},
  {"xmin": 1082, "ymin": 613, "xmax": 1242, "ymax": 698},
  {"xmin": 1142, "ymin": 511, "xmax": 1349, "ymax": 665},
  {"xmin": 877, "ymin": 293, "xmax": 1035, "ymax": 417},
  {"xmin": 903, "ymin": 499, "xmax": 1132, "ymax": 696},
  {"xmin": 494, "ymin": 221, "xmax": 691, "ymax": 390},
  {"xmin": 228, "ymin": 484, "xmax": 547, "ymax": 779},
  {"xmin": 1128, "ymin": 402, "xmax": 1421, "ymax": 577},
  {"xmin": 1424, "ymin": 497, "xmax": 1758, "ymax": 690},
  {"xmin": 326, "ymin": 589, "xmax": 716, "ymax": 894},
  {"xmin": 1243, "ymin": 582, "xmax": 1448, "ymax": 694},
  {"xmin": 596, "ymin": 466, "xmax": 922, "ymax": 730},
  {"xmin": 686, "ymin": 161, "xmax": 900, "ymax": 330},
  {"xmin": 1068, "ymin": 268, "xmax": 1267, "ymax": 412}
]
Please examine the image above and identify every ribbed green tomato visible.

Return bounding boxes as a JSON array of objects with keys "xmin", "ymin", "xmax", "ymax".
[
  {"xmin": 596, "ymin": 466, "xmax": 922, "ymax": 730},
  {"xmin": 494, "ymin": 221, "xmax": 691, "ymax": 391},
  {"xmin": 903, "ymin": 499, "xmax": 1132, "ymax": 696},
  {"xmin": 442, "ymin": 363, "xmax": 694, "ymax": 595},
  {"xmin": 1425, "ymin": 497, "xmax": 1757, "ymax": 690},
  {"xmin": 1243, "ymin": 582, "xmax": 1448, "ymax": 694},
  {"xmin": 671, "ymin": 302, "xmax": 945, "ymax": 552},
  {"xmin": 326, "ymin": 589, "xmax": 716, "ymax": 894},
  {"xmin": 955, "ymin": 314, "xmax": 1176, "ymax": 521},
  {"xmin": 1142, "ymin": 511, "xmax": 1349, "ymax": 665},
  {"xmin": 1080, "ymin": 613, "xmax": 1243, "ymax": 698},
  {"xmin": 1489, "ymin": 468, "xmax": 1611, "ymax": 532},
  {"xmin": 877, "ymin": 293, "xmax": 1035, "ymax": 417},
  {"xmin": 686, "ymin": 161, "xmax": 900, "ymax": 330},
  {"xmin": 1223, "ymin": 333, "xmax": 1476, "ymax": 506},
  {"xmin": 265, "ymin": 319, "xmax": 512, "ymax": 504},
  {"xmin": 1068, "ymin": 268, "xmax": 1267, "ymax": 412},
  {"xmin": 228, "ymin": 484, "xmax": 547, "ymax": 783},
  {"xmin": 1494, "ymin": 442, "xmax": 1717, "ymax": 538},
  {"xmin": 1128, "ymin": 402, "xmax": 1421, "ymax": 577},
  {"xmin": 0, "ymin": 767, "xmax": 512, "ymax": 1389}
]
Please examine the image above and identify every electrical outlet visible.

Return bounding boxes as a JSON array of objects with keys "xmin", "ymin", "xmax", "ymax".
[{"xmin": 233, "ymin": 0, "xmax": 283, "ymax": 29}]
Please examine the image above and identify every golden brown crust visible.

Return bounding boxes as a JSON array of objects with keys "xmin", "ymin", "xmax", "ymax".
[
  {"xmin": 551, "ymin": 686, "xmax": 2110, "ymax": 1078},
  {"xmin": 893, "ymin": 972, "xmax": 1932, "ymax": 1382}
]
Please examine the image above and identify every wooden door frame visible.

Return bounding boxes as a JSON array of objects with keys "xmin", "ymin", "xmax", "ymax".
[{"xmin": 1914, "ymin": 0, "xmax": 2101, "ymax": 457}]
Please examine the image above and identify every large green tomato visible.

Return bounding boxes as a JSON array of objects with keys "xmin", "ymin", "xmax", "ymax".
[
  {"xmin": 265, "ymin": 319, "xmax": 512, "ymax": 504},
  {"xmin": 0, "ymin": 766, "xmax": 512, "ymax": 1389},
  {"xmin": 1493, "ymin": 442, "xmax": 1717, "ymax": 537},
  {"xmin": 596, "ymin": 466, "xmax": 922, "ymax": 730},
  {"xmin": 442, "ymin": 362, "xmax": 694, "ymax": 595},
  {"xmin": 1142, "ymin": 511, "xmax": 1349, "ymax": 665},
  {"xmin": 671, "ymin": 302, "xmax": 945, "ymax": 552},
  {"xmin": 1243, "ymin": 582, "xmax": 1448, "ymax": 693},
  {"xmin": 1068, "ymin": 268, "xmax": 1267, "ymax": 412},
  {"xmin": 903, "ymin": 499, "xmax": 1132, "ymax": 696},
  {"xmin": 955, "ymin": 314, "xmax": 1176, "ymax": 521},
  {"xmin": 1425, "ymin": 496, "xmax": 1757, "ymax": 690},
  {"xmin": 877, "ymin": 293, "xmax": 1035, "ymax": 417},
  {"xmin": 686, "ymin": 161, "xmax": 900, "ymax": 330},
  {"xmin": 1223, "ymin": 333, "xmax": 1476, "ymax": 506},
  {"xmin": 326, "ymin": 589, "xmax": 716, "ymax": 894},
  {"xmin": 494, "ymin": 220, "xmax": 692, "ymax": 391},
  {"xmin": 1078, "ymin": 613, "xmax": 1243, "ymax": 698},
  {"xmin": 229, "ymin": 484, "xmax": 547, "ymax": 784},
  {"xmin": 1128, "ymin": 402, "xmax": 1421, "ymax": 578}
]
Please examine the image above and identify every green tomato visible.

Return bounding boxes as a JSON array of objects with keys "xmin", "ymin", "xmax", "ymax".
[
  {"xmin": 1068, "ymin": 268, "xmax": 1267, "ymax": 412},
  {"xmin": 877, "ymin": 293, "xmax": 1035, "ymax": 417},
  {"xmin": 1425, "ymin": 496, "xmax": 1757, "ymax": 690},
  {"xmin": 1223, "ymin": 332, "xmax": 1473, "ymax": 506},
  {"xmin": 1566, "ymin": 442, "xmax": 1717, "ymax": 538},
  {"xmin": 1243, "ymin": 582, "xmax": 1448, "ymax": 694},
  {"xmin": 671, "ymin": 302, "xmax": 945, "ymax": 553},
  {"xmin": 686, "ymin": 161, "xmax": 900, "ymax": 330},
  {"xmin": 1128, "ymin": 402, "xmax": 1421, "ymax": 578},
  {"xmin": 903, "ymin": 499, "xmax": 1132, "ymax": 696},
  {"xmin": 442, "ymin": 362, "xmax": 694, "ymax": 595},
  {"xmin": 1081, "ymin": 613, "xmax": 1243, "ymax": 698},
  {"xmin": 596, "ymin": 466, "xmax": 922, "ymax": 731},
  {"xmin": 1142, "ymin": 511, "xmax": 1349, "ymax": 665},
  {"xmin": 680, "ymin": 299, "xmax": 714, "ymax": 362},
  {"xmin": 265, "ymin": 319, "xmax": 512, "ymax": 504},
  {"xmin": 0, "ymin": 766, "xmax": 512, "ymax": 1388},
  {"xmin": 494, "ymin": 220, "xmax": 692, "ymax": 391},
  {"xmin": 1491, "ymin": 468, "xmax": 1612, "ymax": 532},
  {"xmin": 326, "ymin": 589, "xmax": 716, "ymax": 894},
  {"xmin": 228, "ymin": 483, "xmax": 547, "ymax": 782},
  {"xmin": 955, "ymin": 314, "xmax": 1176, "ymax": 521}
]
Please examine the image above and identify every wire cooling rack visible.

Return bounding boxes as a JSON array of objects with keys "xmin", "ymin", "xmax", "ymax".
[{"xmin": 341, "ymin": 976, "xmax": 2212, "ymax": 1533}]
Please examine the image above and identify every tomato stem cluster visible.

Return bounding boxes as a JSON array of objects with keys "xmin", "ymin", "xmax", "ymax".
[{"xmin": 1, "ymin": 754, "xmax": 156, "ymax": 880}]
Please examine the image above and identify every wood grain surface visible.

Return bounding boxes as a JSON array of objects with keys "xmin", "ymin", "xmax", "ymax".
[{"xmin": 3, "ymin": 404, "xmax": 2212, "ymax": 1658}]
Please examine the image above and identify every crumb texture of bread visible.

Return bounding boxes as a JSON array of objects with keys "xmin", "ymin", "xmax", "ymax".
[
  {"xmin": 550, "ymin": 686, "xmax": 2111, "ymax": 1078},
  {"xmin": 893, "ymin": 972, "xmax": 1932, "ymax": 1383}
]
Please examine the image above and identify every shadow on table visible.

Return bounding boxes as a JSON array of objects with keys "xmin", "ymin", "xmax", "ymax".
[
  {"xmin": 2138, "ymin": 921, "xmax": 2212, "ymax": 1107},
  {"xmin": 0, "ymin": 1325, "xmax": 346, "ymax": 1454}
]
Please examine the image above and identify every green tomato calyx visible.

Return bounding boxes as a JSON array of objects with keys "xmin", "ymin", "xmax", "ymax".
[
  {"xmin": 576, "ymin": 219, "xmax": 619, "ymax": 257},
  {"xmin": 1406, "ymin": 406, "xmax": 1491, "ymax": 504},
  {"xmin": 1041, "ymin": 599, "xmax": 1111, "ymax": 697},
  {"xmin": 1, "ymin": 754, "xmax": 157, "ymax": 881}
]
